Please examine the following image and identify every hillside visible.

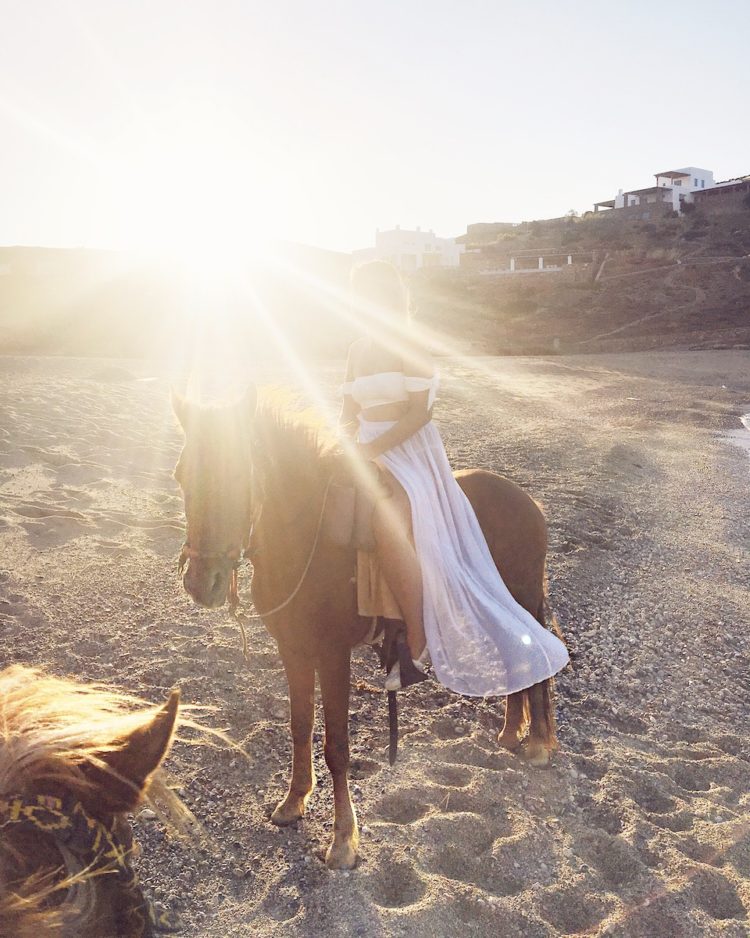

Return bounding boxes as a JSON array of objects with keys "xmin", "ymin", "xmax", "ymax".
[
  {"xmin": 1, "ymin": 204, "xmax": 749, "ymax": 360},
  {"xmin": 412, "ymin": 204, "xmax": 750, "ymax": 355}
]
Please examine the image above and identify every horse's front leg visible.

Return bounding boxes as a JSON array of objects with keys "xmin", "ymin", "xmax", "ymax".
[
  {"xmin": 497, "ymin": 690, "xmax": 526, "ymax": 752},
  {"xmin": 271, "ymin": 645, "xmax": 316, "ymax": 825},
  {"xmin": 524, "ymin": 679, "xmax": 558, "ymax": 768},
  {"xmin": 318, "ymin": 647, "xmax": 358, "ymax": 869}
]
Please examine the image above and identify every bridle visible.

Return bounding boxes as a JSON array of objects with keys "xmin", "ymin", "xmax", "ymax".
[
  {"xmin": 178, "ymin": 470, "xmax": 334, "ymax": 660},
  {"xmin": 178, "ymin": 540, "xmax": 250, "ymax": 633},
  {"xmin": 177, "ymin": 449, "xmax": 265, "ymax": 614},
  {"xmin": 0, "ymin": 793, "xmax": 177, "ymax": 936}
]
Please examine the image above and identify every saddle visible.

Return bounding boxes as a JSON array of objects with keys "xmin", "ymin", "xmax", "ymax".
[
  {"xmin": 323, "ymin": 463, "xmax": 387, "ymax": 552},
  {"xmin": 323, "ymin": 464, "xmax": 402, "ymax": 621}
]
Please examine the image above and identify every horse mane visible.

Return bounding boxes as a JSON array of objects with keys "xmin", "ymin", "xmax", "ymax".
[
  {"xmin": 0, "ymin": 665, "xmax": 168, "ymax": 801},
  {"xmin": 0, "ymin": 665, "xmax": 198, "ymax": 936},
  {"xmin": 254, "ymin": 388, "xmax": 341, "ymax": 480}
]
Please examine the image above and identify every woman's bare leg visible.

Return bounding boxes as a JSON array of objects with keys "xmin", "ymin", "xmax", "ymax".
[{"xmin": 371, "ymin": 469, "xmax": 427, "ymax": 659}]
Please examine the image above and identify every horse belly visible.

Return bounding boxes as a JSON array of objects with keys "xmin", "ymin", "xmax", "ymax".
[{"xmin": 455, "ymin": 468, "xmax": 547, "ymax": 615}]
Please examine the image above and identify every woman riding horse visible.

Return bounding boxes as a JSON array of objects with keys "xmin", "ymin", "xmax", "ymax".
[
  {"xmin": 173, "ymin": 267, "xmax": 568, "ymax": 868},
  {"xmin": 341, "ymin": 260, "xmax": 568, "ymax": 694}
]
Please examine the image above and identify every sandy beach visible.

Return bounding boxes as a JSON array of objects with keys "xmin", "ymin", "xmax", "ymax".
[{"xmin": 1, "ymin": 349, "xmax": 749, "ymax": 937}]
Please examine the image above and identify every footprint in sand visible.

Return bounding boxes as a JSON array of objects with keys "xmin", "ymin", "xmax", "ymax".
[
  {"xmin": 427, "ymin": 764, "xmax": 474, "ymax": 788},
  {"xmin": 375, "ymin": 787, "xmax": 433, "ymax": 825},
  {"xmin": 349, "ymin": 757, "xmax": 381, "ymax": 781},
  {"xmin": 629, "ymin": 776, "xmax": 679, "ymax": 815},
  {"xmin": 537, "ymin": 885, "xmax": 614, "ymax": 936},
  {"xmin": 363, "ymin": 856, "xmax": 427, "ymax": 909},
  {"xmin": 574, "ymin": 828, "xmax": 648, "ymax": 889},
  {"xmin": 686, "ymin": 866, "xmax": 746, "ymax": 922}
]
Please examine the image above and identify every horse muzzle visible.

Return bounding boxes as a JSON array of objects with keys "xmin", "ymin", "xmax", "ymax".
[{"xmin": 182, "ymin": 560, "xmax": 232, "ymax": 609}]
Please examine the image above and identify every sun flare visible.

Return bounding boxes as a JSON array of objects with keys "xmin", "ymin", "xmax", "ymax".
[{"xmin": 100, "ymin": 103, "xmax": 288, "ymax": 279}]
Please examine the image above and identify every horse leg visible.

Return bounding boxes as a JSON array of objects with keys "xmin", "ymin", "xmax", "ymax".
[
  {"xmin": 497, "ymin": 690, "xmax": 526, "ymax": 752},
  {"xmin": 318, "ymin": 648, "xmax": 358, "ymax": 869},
  {"xmin": 523, "ymin": 594, "xmax": 562, "ymax": 767},
  {"xmin": 271, "ymin": 647, "xmax": 316, "ymax": 825},
  {"xmin": 523, "ymin": 678, "xmax": 558, "ymax": 768}
]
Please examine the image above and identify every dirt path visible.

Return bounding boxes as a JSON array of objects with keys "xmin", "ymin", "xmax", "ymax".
[
  {"xmin": 584, "ymin": 265, "xmax": 710, "ymax": 344},
  {"xmin": 1, "ymin": 351, "xmax": 749, "ymax": 937}
]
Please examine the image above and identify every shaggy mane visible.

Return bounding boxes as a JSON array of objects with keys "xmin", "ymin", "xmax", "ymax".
[
  {"xmin": 253, "ymin": 387, "xmax": 340, "ymax": 478},
  {"xmin": 0, "ymin": 665, "xmax": 202, "ymax": 936},
  {"xmin": 0, "ymin": 665, "xmax": 171, "ymax": 802}
]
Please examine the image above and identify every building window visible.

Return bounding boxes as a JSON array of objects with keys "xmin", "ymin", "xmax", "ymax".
[
  {"xmin": 674, "ymin": 179, "xmax": 682, "ymax": 186},
  {"xmin": 694, "ymin": 178, "xmax": 698, "ymax": 186},
  {"xmin": 701, "ymin": 179, "xmax": 705, "ymax": 188}
]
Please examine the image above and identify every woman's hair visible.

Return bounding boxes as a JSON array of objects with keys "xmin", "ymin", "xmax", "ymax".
[{"xmin": 350, "ymin": 260, "xmax": 410, "ymax": 325}]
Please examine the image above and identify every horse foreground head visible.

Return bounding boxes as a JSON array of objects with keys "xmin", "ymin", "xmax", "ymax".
[
  {"xmin": 173, "ymin": 389, "xmax": 257, "ymax": 609},
  {"xmin": 0, "ymin": 665, "xmax": 181, "ymax": 937}
]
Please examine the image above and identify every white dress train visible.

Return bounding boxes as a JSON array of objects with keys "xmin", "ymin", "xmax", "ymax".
[{"xmin": 357, "ymin": 415, "xmax": 569, "ymax": 697}]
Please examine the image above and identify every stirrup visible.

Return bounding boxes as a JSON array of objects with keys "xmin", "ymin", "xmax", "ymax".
[{"xmin": 385, "ymin": 643, "xmax": 430, "ymax": 691}]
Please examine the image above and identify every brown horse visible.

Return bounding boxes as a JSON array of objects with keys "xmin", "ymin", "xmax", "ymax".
[
  {"xmin": 0, "ymin": 665, "xmax": 183, "ymax": 937},
  {"xmin": 173, "ymin": 388, "xmax": 562, "ymax": 870}
]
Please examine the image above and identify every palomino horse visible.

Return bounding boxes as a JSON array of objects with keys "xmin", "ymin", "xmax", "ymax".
[
  {"xmin": 173, "ymin": 388, "xmax": 562, "ymax": 870},
  {"xmin": 0, "ymin": 665, "xmax": 182, "ymax": 937}
]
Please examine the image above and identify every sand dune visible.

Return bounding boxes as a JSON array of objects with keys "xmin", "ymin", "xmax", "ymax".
[{"xmin": 1, "ymin": 350, "xmax": 749, "ymax": 937}]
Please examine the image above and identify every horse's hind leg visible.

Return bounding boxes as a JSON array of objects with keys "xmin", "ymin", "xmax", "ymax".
[
  {"xmin": 271, "ymin": 646, "xmax": 316, "ymax": 825},
  {"xmin": 318, "ymin": 647, "xmax": 359, "ymax": 869},
  {"xmin": 521, "ymin": 593, "xmax": 562, "ymax": 768},
  {"xmin": 497, "ymin": 691, "xmax": 526, "ymax": 752},
  {"xmin": 524, "ymin": 679, "xmax": 558, "ymax": 768}
]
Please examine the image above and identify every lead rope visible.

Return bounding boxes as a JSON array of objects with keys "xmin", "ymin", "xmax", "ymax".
[{"xmin": 230, "ymin": 476, "xmax": 334, "ymax": 661}]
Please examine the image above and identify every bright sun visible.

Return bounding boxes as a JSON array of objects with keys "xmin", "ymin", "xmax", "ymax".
[{"xmin": 102, "ymin": 103, "xmax": 286, "ymax": 280}]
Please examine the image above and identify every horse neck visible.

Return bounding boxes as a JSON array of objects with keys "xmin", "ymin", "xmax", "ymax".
[{"xmin": 252, "ymin": 409, "xmax": 331, "ymax": 543}]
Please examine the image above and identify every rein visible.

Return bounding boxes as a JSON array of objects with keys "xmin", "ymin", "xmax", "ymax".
[
  {"xmin": 0, "ymin": 793, "xmax": 177, "ymax": 936},
  {"xmin": 231, "ymin": 476, "xmax": 334, "ymax": 660},
  {"xmin": 179, "ymin": 477, "xmax": 334, "ymax": 661}
]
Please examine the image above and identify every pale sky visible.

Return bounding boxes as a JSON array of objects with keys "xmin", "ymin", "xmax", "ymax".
[{"xmin": 1, "ymin": 0, "xmax": 748, "ymax": 255}]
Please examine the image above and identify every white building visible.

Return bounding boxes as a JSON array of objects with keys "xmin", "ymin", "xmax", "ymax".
[
  {"xmin": 594, "ymin": 167, "xmax": 717, "ymax": 215},
  {"xmin": 353, "ymin": 226, "xmax": 465, "ymax": 271}
]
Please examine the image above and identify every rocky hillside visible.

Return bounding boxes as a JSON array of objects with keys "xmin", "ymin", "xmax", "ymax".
[
  {"xmin": 1, "ymin": 205, "xmax": 749, "ymax": 359},
  {"xmin": 412, "ymin": 206, "xmax": 750, "ymax": 355}
]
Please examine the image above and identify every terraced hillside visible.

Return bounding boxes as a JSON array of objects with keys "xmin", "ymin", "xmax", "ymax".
[{"xmin": 413, "ymin": 208, "xmax": 750, "ymax": 355}]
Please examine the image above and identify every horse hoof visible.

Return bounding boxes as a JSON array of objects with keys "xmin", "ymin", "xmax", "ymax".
[
  {"xmin": 497, "ymin": 731, "xmax": 522, "ymax": 753},
  {"xmin": 271, "ymin": 795, "xmax": 307, "ymax": 826},
  {"xmin": 522, "ymin": 742, "xmax": 553, "ymax": 769},
  {"xmin": 325, "ymin": 837, "xmax": 358, "ymax": 870}
]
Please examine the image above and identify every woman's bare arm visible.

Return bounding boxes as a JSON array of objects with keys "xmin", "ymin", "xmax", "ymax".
[
  {"xmin": 338, "ymin": 342, "xmax": 362, "ymax": 438},
  {"xmin": 358, "ymin": 346, "xmax": 435, "ymax": 460},
  {"xmin": 357, "ymin": 390, "xmax": 432, "ymax": 460}
]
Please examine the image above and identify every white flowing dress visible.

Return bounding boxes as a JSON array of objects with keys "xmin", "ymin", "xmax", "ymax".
[{"xmin": 346, "ymin": 370, "xmax": 569, "ymax": 698}]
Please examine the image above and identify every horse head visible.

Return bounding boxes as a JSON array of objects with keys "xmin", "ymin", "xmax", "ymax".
[
  {"xmin": 173, "ymin": 388, "xmax": 257, "ymax": 609},
  {"xmin": 0, "ymin": 666, "xmax": 181, "ymax": 937}
]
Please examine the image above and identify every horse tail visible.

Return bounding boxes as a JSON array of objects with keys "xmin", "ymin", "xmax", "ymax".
[
  {"xmin": 535, "ymin": 591, "xmax": 561, "ymax": 750},
  {"xmin": 540, "ymin": 573, "xmax": 565, "ymax": 642}
]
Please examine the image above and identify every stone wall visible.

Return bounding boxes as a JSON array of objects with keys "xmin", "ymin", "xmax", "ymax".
[
  {"xmin": 693, "ymin": 181, "xmax": 750, "ymax": 217},
  {"xmin": 588, "ymin": 201, "xmax": 674, "ymax": 223}
]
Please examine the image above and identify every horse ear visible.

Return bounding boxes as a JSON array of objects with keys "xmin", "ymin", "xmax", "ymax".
[
  {"xmin": 171, "ymin": 389, "xmax": 191, "ymax": 431},
  {"xmin": 94, "ymin": 689, "xmax": 180, "ymax": 813}
]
